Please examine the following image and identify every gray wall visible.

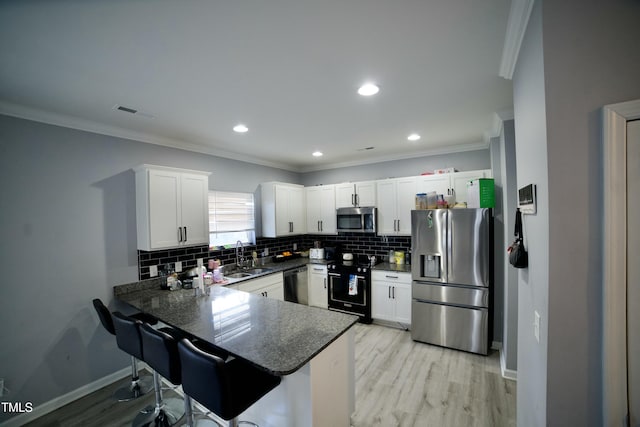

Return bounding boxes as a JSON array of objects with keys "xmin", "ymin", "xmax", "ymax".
[
  {"xmin": 300, "ymin": 149, "xmax": 490, "ymax": 185},
  {"xmin": 0, "ymin": 115, "xmax": 298, "ymax": 422},
  {"xmin": 513, "ymin": 2, "xmax": 549, "ymax": 425},
  {"xmin": 514, "ymin": 0, "xmax": 640, "ymax": 425}
]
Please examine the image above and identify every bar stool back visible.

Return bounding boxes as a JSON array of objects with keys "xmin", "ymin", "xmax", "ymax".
[
  {"xmin": 92, "ymin": 299, "xmax": 153, "ymax": 401},
  {"xmin": 178, "ymin": 338, "xmax": 281, "ymax": 427},
  {"xmin": 132, "ymin": 323, "xmax": 186, "ymax": 427}
]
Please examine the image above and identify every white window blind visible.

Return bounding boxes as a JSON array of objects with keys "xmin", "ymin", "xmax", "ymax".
[{"xmin": 209, "ymin": 191, "xmax": 256, "ymax": 248}]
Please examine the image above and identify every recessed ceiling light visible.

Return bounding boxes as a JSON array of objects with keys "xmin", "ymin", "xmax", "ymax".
[
  {"xmin": 312, "ymin": 151, "xmax": 323, "ymax": 157},
  {"xmin": 357, "ymin": 83, "xmax": 380, "ymax": 96},
  {"xmin": 407, "ymin": 133, "xmax": 421, "ymax": 141},
  {"xmin": 233, "ymin": 124, "xmax": 249, "ymax": 133}
]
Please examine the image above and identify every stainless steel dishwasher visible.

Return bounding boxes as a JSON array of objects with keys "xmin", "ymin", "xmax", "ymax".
[{"xmin": 284, "ymin": 266, "xmax": 308, "ymax": 305}]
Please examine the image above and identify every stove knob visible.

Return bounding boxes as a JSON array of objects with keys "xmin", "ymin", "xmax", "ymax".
[
  {"xmin": 362, "ymin": 267, "xmax": 367, "ymax": 273},
  {"xmin": 357, "ymin": 267, "xmax": 362, "ymax": 273}
]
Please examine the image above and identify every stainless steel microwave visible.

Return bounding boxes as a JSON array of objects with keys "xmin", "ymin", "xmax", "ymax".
[{"xmin": 336, "ymin": 207, "xmax": 377, "ymax": 233}]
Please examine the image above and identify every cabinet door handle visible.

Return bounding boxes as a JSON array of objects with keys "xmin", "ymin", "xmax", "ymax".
[
  {"xmin": 351, "ymin": 194, "xmax": 355, "ymax": 206},
  {"xmin": 183, "ymin": 226, "xmax": 187, "ymax": 242},
  {"xmin": 396, "ymin": 220, "xmax": 399, "ymax": 231},
  {"xmin": 386, "ymin": 275, "xmax": 399, "ymax": 279},
  {"xmin": 392, "ymin": 286, "xmax": 395, "ymax": 299},
  {"xmin": 324, "ymin": 278, "xmax": 327, "ymax": 289},
  {"xmin": 355, "ymin": 193, "xmax": 359, "ymax": 206},
  {"xmin": 388, "ymin": 286, "xmax": 391, "ymax": 298},
  {"xmin": 178, "ymin": 227, "xmax": 183, "ymax": 242},
  {"xmin": 320, "ymin": 220, "xmax": 323, "ymax": 232}
]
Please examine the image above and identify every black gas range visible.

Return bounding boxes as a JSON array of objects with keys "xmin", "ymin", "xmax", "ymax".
[{"xmin": 327, "ymin": 255, "xmax": 378, "ymax": 323}]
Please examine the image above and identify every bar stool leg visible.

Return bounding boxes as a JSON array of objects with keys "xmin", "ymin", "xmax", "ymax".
[
  {"xmin": 113, "ymin": 356, "xmax": 154, "ymax": 402},
  {"xmin": 132, "ymin": 370, "xmax": 185, "ymax": 427}
]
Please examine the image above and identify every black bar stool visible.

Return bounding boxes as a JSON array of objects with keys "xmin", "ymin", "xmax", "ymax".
[
  {"xmin": 177, "ymin": 338, "xmax": 282, "ymax": 427},
  {"xmin": 92, "ymin": 299, "xmax": 154, "ymax": 401},
  {"xmin": 132, "ymin": 322, "xmax": 186, "ymax": 427}
]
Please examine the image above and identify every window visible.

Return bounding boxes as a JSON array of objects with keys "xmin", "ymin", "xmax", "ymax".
[{"xmin": 208, "ymin": 191, "xmax": 256, "ymax": 248}]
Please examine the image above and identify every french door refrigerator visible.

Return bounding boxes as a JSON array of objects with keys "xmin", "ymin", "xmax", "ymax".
[{"xmin": 411, "ymin": 209, "xmax": 492, "ymax": 355}]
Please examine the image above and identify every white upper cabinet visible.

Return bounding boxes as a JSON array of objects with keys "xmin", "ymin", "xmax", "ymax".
[
  {"xmin": 135, "ymin": 165, "xmax": 210, "ymax": 251},
  {"xmin": 262, "ymin": 182, "xmax": 306, "ymax": 237},
  {"xmin": 335, "ymin": 181, "xmax": 376, "ymax": 208},
  {"xmin": 376, "ymin": 177, "xmax": 416, "ymax": 236},
  {"xmin": 306, "ymin": 185, "xmax": 337, "ymax": 234},
  {"xmin": 417, "ymin": 169, "xmax": 492, "ymax": 205},
  {"xmin": 451, "ymin": 169, "xmax": 492, "ymax": 204}
]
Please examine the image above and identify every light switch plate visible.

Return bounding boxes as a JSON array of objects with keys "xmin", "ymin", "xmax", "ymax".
[
  {"xmin": 149, "ymin": 265, "xmax": 158, "ymax": 277},
  {"xmin": 174, "ymin": 261, "xmax": 182, "ymax": 272},
  {"xmin": 534, "ymin": 311, "xmax": 540, "ymax": 343}
]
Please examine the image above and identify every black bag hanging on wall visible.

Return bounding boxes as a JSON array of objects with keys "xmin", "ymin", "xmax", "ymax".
[{"xmin": 508, "ymin": 208, "xmax": 528, "ymax": 268}]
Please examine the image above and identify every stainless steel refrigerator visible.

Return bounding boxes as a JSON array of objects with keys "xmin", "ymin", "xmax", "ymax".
[{"xmin": 411, "ymin": 209, "xmax": 492, "ymax": 355}]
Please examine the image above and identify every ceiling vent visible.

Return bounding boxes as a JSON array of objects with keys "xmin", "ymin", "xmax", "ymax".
[{"xmin": 113, "ymin": 105, "xmax": 155, "ymax": 119}]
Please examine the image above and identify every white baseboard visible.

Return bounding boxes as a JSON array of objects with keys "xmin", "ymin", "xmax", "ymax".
[
  {"xmin": 500, "ymin": 347, "xmax": 518, "ymax": 381},
  {"xmin": 0, "ymin": 367, "xmax": 131, "ymax": 427}
]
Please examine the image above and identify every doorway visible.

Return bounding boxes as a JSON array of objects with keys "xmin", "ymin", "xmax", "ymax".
[{"xmin": 603, "ymin": 100, "xmax": 640, "ymax": 426}]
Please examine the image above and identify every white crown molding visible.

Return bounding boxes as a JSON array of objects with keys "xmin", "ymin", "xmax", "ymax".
[
  {"xmin": 300, "ymin": 141, "xmax": 489, "ymax": 173},
  {"xmin": 1, "ymin": 100, "xmax": 496, "ymax": 175},
  {"xmin": 499, "ymin": 0, "xmax": 535, "ymax": 80},
  {"xmin": 0, "ymin": 101, "xmax": 298, "ymax": 172},
  {"xmin": 484, "ymin": 109, "xmax": 516, "ymax": 143}
]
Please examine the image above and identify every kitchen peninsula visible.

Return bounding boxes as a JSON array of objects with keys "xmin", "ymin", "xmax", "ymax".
[{"xmin": 114, "ymin": 281, "xmax": 358, "ymax": 426}]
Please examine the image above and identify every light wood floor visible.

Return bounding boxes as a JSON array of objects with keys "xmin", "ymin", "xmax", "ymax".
[
  {"xmin": 351, "ymin": 323, "xmax": 516, "ymax": 427},
  {"xmin": 24, "ymin": 323, "xmax": 515, "ymax": 427}
]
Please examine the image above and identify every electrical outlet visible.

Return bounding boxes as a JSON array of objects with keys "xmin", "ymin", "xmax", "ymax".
[
  {"xmin": 534, "ymin": 311, "xmax": 540, "ymax": 343},
  {"xmin": 293, "ymin": 243, "xmax": 297, "ymax": 251},
  {"xmin": 174, "ymin": 261, "xmax": 182, "ymax": 272},
  {"xmin": 149, "ymin": 265, "xmax": 158, "ymax": 277},
  {"xmin": 264, "ymin": 248, "xmax": 269, "ymax": 256}
]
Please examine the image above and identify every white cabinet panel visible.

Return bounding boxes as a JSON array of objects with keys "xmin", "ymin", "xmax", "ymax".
[
  {"xmin": 417, "ymin": 169, "xmax": 492, "ymax": 205},
  {"xmin": 262, "ymin": 182, "xmax": 306, "ymax": 237},
  {"xmin": 335, "ymin": 181, "xmax": 376, "ymax": 208},
  {"xmin": 371, "ymin": 271, "xmax": 411, "ymax": 325},
  {"xmin": 451, "ymin": 170, "xmax": 489, "ymax": 204},
  {"xmin": 237, "ymin": 272, "xmax": 284, "ymax": 301},
  {"xmin": 136, "ymin": 165, "xmax": 210, "ymax": 251},
  {"xmin": 306, "ymin": 186, "xmax": 337, "ymax": 234},
  {"xmin": 308, "ymin": 265, "xmax": 328, "ymax": 309},
  {"xmin": 376, "ymin": 177, "xmax": 416, "ymax": 236}
]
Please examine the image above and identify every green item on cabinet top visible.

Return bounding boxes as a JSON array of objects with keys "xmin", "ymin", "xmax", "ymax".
[{"xmin": 467, "ymin": 178, "xmax": 495, "ymax": 208}]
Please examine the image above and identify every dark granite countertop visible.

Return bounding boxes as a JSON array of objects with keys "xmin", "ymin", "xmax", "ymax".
[{"xmin": 115, "ymin": 285, "xmax": 358, "ymax": 376}]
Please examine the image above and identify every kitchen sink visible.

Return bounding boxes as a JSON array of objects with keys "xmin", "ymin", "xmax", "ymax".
[
  {"xmin": 226, "ymin": 272, "xmax": 253, "ymax": 278},
  {"xmin": 245, "ymin": 268, "xmax": 274, "ymax": 275}
]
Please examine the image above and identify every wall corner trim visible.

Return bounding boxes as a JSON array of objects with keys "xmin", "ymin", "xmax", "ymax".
[
  {"xmin": 499, "ymin": 0, "xmax": 535, "ymax": 80},
  {"xmin": 500, "ymin": 347, "xmax": 518, "ymax": 381},
  {"xmin": 602, "ymin": 98, "xmax": 640, "ymax": 427}
]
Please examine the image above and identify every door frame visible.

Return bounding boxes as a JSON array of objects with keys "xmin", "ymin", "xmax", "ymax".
[{"xmin": 602, "ymin": 98, "xmax": 640, "ymax": 425}]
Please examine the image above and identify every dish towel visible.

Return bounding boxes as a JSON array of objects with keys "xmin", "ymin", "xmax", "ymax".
[{"xmin": 348, "ymin": 274, "xmax": 358, "ymax": 295}]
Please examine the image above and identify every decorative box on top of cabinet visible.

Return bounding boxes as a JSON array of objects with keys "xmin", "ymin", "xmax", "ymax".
[{"xmin": 134, "ymin": 164, "xmax": 210, "ymax": 251}]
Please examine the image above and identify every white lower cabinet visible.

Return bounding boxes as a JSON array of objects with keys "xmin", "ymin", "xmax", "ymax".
[
  {"xmin": 371, "ymin": 271, "xmax": 411, "ymax": 325},
  {"xmin": 234, "ymin": 272, "xmax": 284, "ymax": 301},
  {"xmin": 308, "ymin": 265, "xmax": 328, "ymax": 309}
]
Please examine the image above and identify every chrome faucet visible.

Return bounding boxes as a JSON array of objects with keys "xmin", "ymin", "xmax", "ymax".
[{"xmin": 235, "ymin": 240, "xmax": 245, "ymax": 268}]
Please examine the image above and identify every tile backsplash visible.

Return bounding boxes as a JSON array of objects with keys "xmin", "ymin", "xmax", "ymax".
[{"xmin": 138, "ymin": 233, "xmax": 411, "ymax": 280}]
